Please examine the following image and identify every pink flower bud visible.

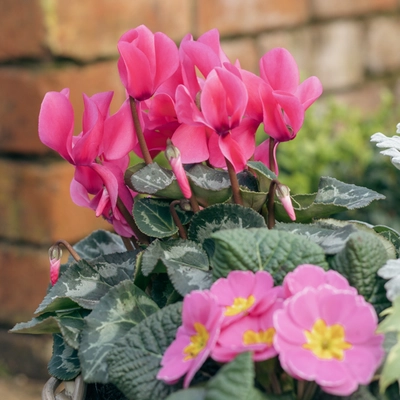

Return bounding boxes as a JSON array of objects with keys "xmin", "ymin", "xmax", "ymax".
[
  {"xmin": 49, "ymin": 245, "xmax": 62, "ymax": 286},
  {"xmin": 166, "ymin": 140, "xmax": 192, "ymax": 199},
  {"xmin": 276, "ymin": 183, "xmax": 296, "ymax": 221}
]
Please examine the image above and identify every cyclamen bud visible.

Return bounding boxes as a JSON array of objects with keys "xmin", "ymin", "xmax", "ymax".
[
  {"xmin": 276, "ymin": 183, "xmax": 296, "ymax": 221},
  {"xmin": 48, "ymin": 245, "xmax": 62, "ymax": 286},
  {"xmin": 166, "ymin": 140, "xmax": 192, "ymax": 199}
]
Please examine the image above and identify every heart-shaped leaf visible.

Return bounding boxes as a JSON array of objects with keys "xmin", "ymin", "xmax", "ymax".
[
  {"xmin": 79, "ymin": 280, "xmax": 159, "ymax": 383},
  {"xmin": 275, "ymin": 177, "xmax": 385, "ymax": 223}
]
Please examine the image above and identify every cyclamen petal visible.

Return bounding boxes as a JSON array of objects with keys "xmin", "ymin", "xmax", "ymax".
[
  {"xmin": 118, "ymin": 25, "xmax": 179, "ymax": 101},
  {"xmin": 38, "ymin": 90, "xmax": 74, "ymax": 163}
]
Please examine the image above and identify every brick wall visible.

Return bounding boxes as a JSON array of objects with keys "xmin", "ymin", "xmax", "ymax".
[{"xmin": 1, "ymin": 0, "xmax": 400, "ymax": 331}]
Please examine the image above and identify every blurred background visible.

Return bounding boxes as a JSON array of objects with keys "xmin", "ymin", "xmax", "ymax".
[{"xmin": 1, "ymin": 0, "xmax": 400, "ymax": 396}]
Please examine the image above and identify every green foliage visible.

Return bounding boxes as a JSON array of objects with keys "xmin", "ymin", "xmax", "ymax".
[
  {"xmin": 274, "ymin": 94, "xmax": 400, "ymax": 229},
  {"xmin": 210, "ymin": 228, "xmax": 328, "ymax": 283},
  {"xmin": 107, "ymin": 303, "xmax": 183, "ymax": 400},
  {"xmin": 378, "ymin": 297, "xmax": 400, "ymax": 392}
]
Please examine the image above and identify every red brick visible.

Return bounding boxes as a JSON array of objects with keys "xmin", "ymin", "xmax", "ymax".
[
  {"xmin": 332, "ymin": 81, "xmax": 390, "ymax": 115},
  {"xmin": 196, "ymin": 0, "xmax": 309, "ymax": 36},
  {"xmin": 366, "ymin": 16, "xmax": 400, "ymax": 75},
  {"xmin": 221, "ymin": 38, "xmax": 259, "ymax": 73},
  {"xmin": 309, "ymin": 21, "xmax": 365, "ymax": 91},
  {"xmin": 0, "ymin": 243, "xmax": 50, "ymax": 324},
  {"xmin": 312, "ymin": 0, "xmax": 398, "ymax": 19},
  {"xmin": 0, "ymin": 61, "xmax": 126, "ymax": 154},
  {"xmin": 0, "ymin": 0, "xmax": 46, "ymax": 61},
  {"xmin": 0, "ymin": 159, "xmax": 111, "ymax": 245},
  {"xmin": 42, "ymin": 0, "xmax": 191, "ymax": 60}
]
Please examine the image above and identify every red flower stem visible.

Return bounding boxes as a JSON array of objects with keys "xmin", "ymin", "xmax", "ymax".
[
  {"xmin": 121, "ymin": 236, "xmax": 135, "ymax": 251},
  {"xmin": 55, "ymin": 240, "xmax": 81, "ymax": 262},
  {"xmin": 268, "ymin": 372, "xmax": 282, "ymax": 395},
  {"xmin": 296, "ymin": 380, "xmax": 305, "ymax": 400},
  {"xmin": 225, "ymin": 157, "xmax": 243, "ymax": 206},
  {"xmin": 267, "ymin": 179, "xmax": 278, "ymax": 229},
  {"xmin": 169, "ymin": 200, "xmax": 188, "ymax": 239},
  {"xmin": 116, "ymin": 197, "xmax": 150, "ymax": 245},
  {"xmin": 303, "ymin": 381, "xmax": 318, "ymax": 400},
  {"xmin": 269, "ymin": 137, "xmax": 276, "ymax": 174},
  {"xmin": 129, "ymin": 97, "xmax": 153, "ymax": 165},
  {"xmin": 189, "ymin": 194, "xmax": 200, "ymax": 213}
]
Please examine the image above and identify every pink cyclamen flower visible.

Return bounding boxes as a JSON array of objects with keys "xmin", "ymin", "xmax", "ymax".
[
  {"xmin": 48, "ymin": 245, "xmax": 62, "ymax": 286},
  {"xmin": 275, "ymin": 183, "xmax": 296, "ymax": 221},
  {"xmin": 172, "ymin": 67, "xmax": 256, "ymax": 172},
  {"xmin": 273, "ymin": 285, "xmax": 384, "ymax": 396},
  {"xmin": 157, "ymin": 290, "xmax": 223, "ymax": 388},
  {"xmin": 39, "ymin": 89, "xmax": 137, "ymax": 236},
  {"xmin": 117, "ymin": 25, "xmax": 179, "ymax": 101},
  {"xmin": 254, "ymin": 48, "xmax": 323, "ymax": 173},
  {"xmin": 282, "ymin": 264, "xmax": 357, "ymax": 299},
  {"xmin": 165, "ymin": 139, "xmax": 192, "ymax": 199}
]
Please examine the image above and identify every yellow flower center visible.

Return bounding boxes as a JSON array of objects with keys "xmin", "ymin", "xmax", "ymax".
[
  {"xmin": 303, "ymin": 319, "xmax": 352, "ymax": 361},
  {"xmin": 225, "ymin": 295, "xmax": 255, "ymax": 316},
  {"xmin": 243, "ymin": 328, "xmax": 275, "ymax": 346},
  {"xmin": 183, "ymin": 322, "xmax": 209, "ymax": 361}
]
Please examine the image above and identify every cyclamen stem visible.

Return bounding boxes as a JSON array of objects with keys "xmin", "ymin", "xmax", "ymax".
[
  {"xmin": 267, "ymin": 179, "xmax": 277, "ymax": 229},
  {"xmin": 129, "ymin": 97, "xmax": 153, "ymax": 165},
  {"xmin": 121, "ymin": 236, "xmax": 135, "ymax": 251},
  {"xmin": 189, "ymin": 194, "xmax": 200, "ymax": 213},
  {"xmin": 116, "ymin": 197, "xmax": 150, "ymax": 245},
  {"xmin": 225, "ymin": 157, "xmax": 243, "ymax": 206},
  {"xmin": 269, "ymin": 137, "xmax": 276, "ymax": 173},
  {"xmin": 55, "ymin": 240, "xmax": 81, "ymax": 262},
  {"xmin": 170, "ymin": 200, "xmax": 188, "ymax": 239}
]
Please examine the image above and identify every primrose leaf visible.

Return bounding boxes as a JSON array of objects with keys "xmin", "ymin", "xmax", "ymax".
[
  {"xmin": 210, "ymin": 228, "xmax": 327, "ymax": 283},
  {"xmin": 330, "ymin": 231, "xmax": 391, "ymax": 314},
  {"xmin": 107, "ymin": 303, "xmax": 182, "ymax": 400}
]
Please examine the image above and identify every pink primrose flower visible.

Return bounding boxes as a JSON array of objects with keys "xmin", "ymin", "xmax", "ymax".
[
  {"xmin": 273, "ymin": 285, "xmax": 384, "ymax": 396},
  {"xmin": 157, "ymin": 290, "xmax": 223, "ymax": 388},
  {"xmin": 210, "ymin": 270, "xmax": 282, "ymax": 327},
  {"xmin": 117, "ymin": 25, "xmax": 179, "ymax": 101},
  {"xmin": 212, "ymin": 301, "xmax": 282, "ymax": 363},
  {"xmin": 282, "ymin": 264, "xmax": 357, "ymax": 299}
]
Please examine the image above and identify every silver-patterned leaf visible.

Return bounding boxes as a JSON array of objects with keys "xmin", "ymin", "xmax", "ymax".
[
  {"xmin": 79, "ymin": 280, "xmax": 159, "ymax": 383},
  {"xmin": 48, "ymin": 333, "xmax": 80, "ymax": 381}
]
